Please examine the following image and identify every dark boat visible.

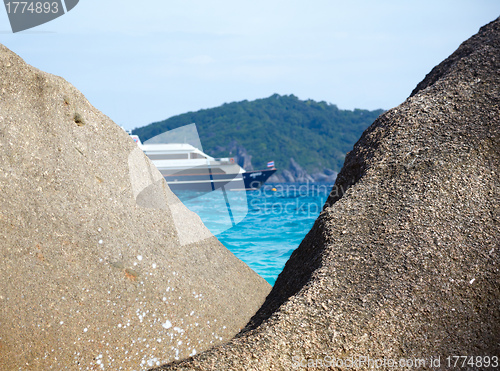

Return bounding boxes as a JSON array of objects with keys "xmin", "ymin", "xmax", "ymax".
[{"xmin": 242, "ymin": 169, "xmax": 276, "ymax": 190}]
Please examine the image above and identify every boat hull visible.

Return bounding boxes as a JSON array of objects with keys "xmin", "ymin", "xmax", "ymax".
[
  {"xmin": 164, "ymin": 172, "xmax": 245, "ymax": 192},
  {"xmin": 161, "ymin": 168, "xmax": 276, "ymax": 192},
  {"xmin": 243, "ymin": 169, "xmax": 277, "ymax": 190}
]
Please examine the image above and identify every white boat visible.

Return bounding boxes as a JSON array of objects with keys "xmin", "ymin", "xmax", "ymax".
[{"xmin": 130, "ymin": 134, "xmax": 275, "ymax": 192}]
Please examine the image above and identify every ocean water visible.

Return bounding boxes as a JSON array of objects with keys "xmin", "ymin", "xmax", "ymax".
[{"xmin": 175, "ymin": 183, "xmax": 334, "ymax": 286}]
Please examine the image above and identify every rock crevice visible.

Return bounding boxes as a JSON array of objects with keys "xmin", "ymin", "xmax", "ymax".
[{"xmin": 156, "ymin": 17, "xmax": 500, "ymax": 370}]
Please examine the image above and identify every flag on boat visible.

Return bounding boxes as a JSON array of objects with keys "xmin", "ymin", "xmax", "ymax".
[{"xmin": 267, "ymin": 161, "xmax": 275, "ymax": 168}]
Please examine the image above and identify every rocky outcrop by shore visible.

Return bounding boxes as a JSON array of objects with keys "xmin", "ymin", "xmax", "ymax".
[
  {"xmin": 268, "ymin": 158, "xmax": 338, "ymax": 183},
  {"xmin": 226, "ymin": 140, "xmax": 254, "ymax": 171},
  {"xmin": 222, "ymin": 143, "xmax": 338, "ymax": 184},
  {"xmin": 0, "ymin": 44, "xmax": 270, "ymax": 370},
  {"xmin": 155, "ymin": 17, "xmax": 500, "ymax": 370}
]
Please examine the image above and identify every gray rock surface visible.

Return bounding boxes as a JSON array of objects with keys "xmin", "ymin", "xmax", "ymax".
[
  {"xmin": 269, "ymin": 159, "xmax": 337, "ymax": 183},
  {"xmin": 269, "ymin": 157, "xmax": 318, "ymax": 183},
  {"xmin": 289, "ymin": 158, "xmax": 315, "ymax": 183},
  {"xmin": 228, "ymin": 140, "xmax": 254, "ymax": 171},
  {"xmin": 311, "ymin": 168, "xmax": 337, "ymax": 183},
  {"xmin": 156, "ymin": 17, "xmax": 500, "ymax": 370},
  {"xmin": 0, "ymin": 44, "xmax": 270, "ymax": 370}
]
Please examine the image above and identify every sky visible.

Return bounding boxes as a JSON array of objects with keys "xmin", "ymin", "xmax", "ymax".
[{"xmin": 1, "ymin": 1, "xmax": 499, "ymax": 131}]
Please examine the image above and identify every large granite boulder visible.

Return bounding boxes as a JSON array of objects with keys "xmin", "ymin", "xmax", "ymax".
[
  {"xmin": 0, "ymin": 44, "xmax": 270, "ymax": 370},
  {"xmin": 158, "ymin": 17, "xmax": 500, "ymax": 370}
]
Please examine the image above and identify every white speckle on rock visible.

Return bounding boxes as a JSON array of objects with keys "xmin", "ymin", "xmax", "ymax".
[
  {"xmin": 83, "ymin": 328, "xmax": 88, "ymax": 333},
  {"xmin": 152, "ymin": 263, "xmax": 157, "ymax": 269},
  {"xmin": 98, "ymin": 240, "xmax": 103, "ymax": 244},
  {"xmin": 137, "ymin": 255, "xmax": 143, "ymax": 261},
  {"xmin": 162, "ymin": 320, "xmax": 172, "ymax": 329},
  {"xmin": 470, "ymin": 278, "xmax": 475, "ymax": 284}
]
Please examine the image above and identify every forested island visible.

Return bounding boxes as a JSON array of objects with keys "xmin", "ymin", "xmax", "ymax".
[{"xmin": 133, "ymin": 94, "xmax": 384, "ymax": 182}]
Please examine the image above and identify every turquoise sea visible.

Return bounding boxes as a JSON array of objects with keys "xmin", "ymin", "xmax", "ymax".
[{"xmin": 175, "ymin": 183, "xmax": 334, "ymax": 286}]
